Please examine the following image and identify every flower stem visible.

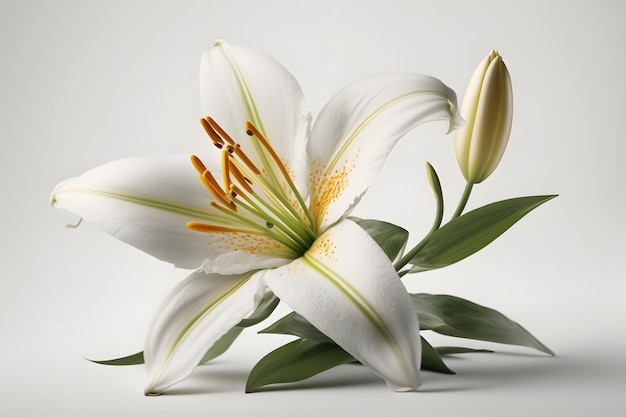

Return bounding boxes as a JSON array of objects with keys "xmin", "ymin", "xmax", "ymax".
[
  {"xmin": 394, "ymin": 166, "xmax": 444, "ymax": 272},
  {"xmin": 451, "ymin": 181, "xmax": 474, "ymax": 219}
]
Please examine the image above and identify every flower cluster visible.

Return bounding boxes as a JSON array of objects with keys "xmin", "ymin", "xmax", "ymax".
[{"xmin": 51, "ymin": 41, "xmax": 554, "ymax": 395}]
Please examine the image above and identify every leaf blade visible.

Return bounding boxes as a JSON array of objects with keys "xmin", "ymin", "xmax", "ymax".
[
  {"xmin": 412, "ymin": 293, "xmax": 553, "ymax": 355},
  {"xmin": 88, "ymin": 351, "xmax": 144, "ymax": 366},
  {"xmin": 198, "ymin": 326, "xmax": 244, "ymax": 364},
  {"xmin": 421, "ymin": 337, "xmax": 455, "ymax": 374},
  {"xmin": 409, "ymin": 195, "xmax": 557, "ymax": 271},
  {"xmin": 349, "ymin": 217, "xmax": 409, "ymax": 262},
  {"xmin": 245, "ymin": 339, "xmax": 354, "ymax": 392}
]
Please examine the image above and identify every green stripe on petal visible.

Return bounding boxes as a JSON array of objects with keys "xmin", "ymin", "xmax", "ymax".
[
  {"xmin": 144, "ymin": 270, "xmax": 264, "ymax": 395},
  {"xmin": 264, "ymin": 220, "xmax": 421, "ymax": 391},
  {"xmin": 53, "ymin": 186, "xmax": 227, "ymax": 224},
  {"xmin": 301, "ymin": 252, "xmax": 406, "ymax": 363},
  {"xmin": 308, "ymin": 73, "xmax": 462, "ymax": 231}
]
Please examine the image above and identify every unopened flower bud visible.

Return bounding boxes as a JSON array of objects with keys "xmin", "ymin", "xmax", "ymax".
[{"xmin": 454, "ymin": 50, "xmax": 513, "ymax": 183}]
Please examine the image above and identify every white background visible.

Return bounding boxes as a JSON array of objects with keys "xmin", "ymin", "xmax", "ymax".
[{"xmin": 2, "ymin": 0, "xmax": 625, "ymax": 416}]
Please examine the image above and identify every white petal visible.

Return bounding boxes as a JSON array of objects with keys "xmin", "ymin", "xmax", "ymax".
[
  {"xmin": 264, "ymin": 220, "xmax": 421, "ymax": 391},
  {"xmin": 200, "ymin": 40, "xmax": 311, "ymax": 200},
  {"xmin": 51, "ymin": 155, "xmax": 294, "ymax": 271},
  {"xmin": 144, "ymin": 270, "xmax": 265, "ymax": 395},
  {"xmin": 308, "ymin": 73, "xmax": 463, "ymax": 231}
]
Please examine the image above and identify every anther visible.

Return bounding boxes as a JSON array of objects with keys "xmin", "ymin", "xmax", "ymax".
[
  {"xmin": 206, "ymin": 117, "xmax": 235, "ymax": 145},
  {"xmin": 190, "ymin": 155, "xmax": 207, "ymax": 174},
  {"xmin": 187, "ymin": 222, "xmax": 247, "ymax": 234},
  {"xmin": 229, "ymin": 161, "xmax": 254, "ymax": 194},
  {"xmin": 233, "ymin": 144, "xmax": 261, "ymax": 175},
  {"xmin": 200, "ymin": 118, "xmax": 224, "ymax": 148},
  {"xmin": 222, "ymin": 151, "xmax": 233, "ymax": 194},
  {"xmin": 200, "ymin": 170, "xmax": 234, "ymax": 210}
]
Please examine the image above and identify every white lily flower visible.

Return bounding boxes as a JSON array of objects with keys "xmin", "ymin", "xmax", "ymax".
[{"xmin": 51, "ymin": 40, "xmax": 462, "ymax": 394}]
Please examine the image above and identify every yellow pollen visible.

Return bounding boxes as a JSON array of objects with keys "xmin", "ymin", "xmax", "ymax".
[
  {"xmin": 221, "ymin": 151, "xmax": 233, "ymax": 194},
  {"xmin": 190, "ymin": 155, "xmax": 207, "ymax": 174},
  {"xmin": 200, "ymin": 118, "xmax": 224, "ymax": 148},
  {"xmin": 229, "ymin": 162, "xmax": 254, "ymax": 194},
  {"xmin": 200, "ymin": 170, "xmax": 235, "ymax": 210},
  {"xmin": 187, "ymin": 222, "xmax": 251, "ymax": 234},
  {"xmin": 233, "ymin": 144, "xmax": 261, "ymax": 175},
  {"xmin": 189, "ymin": 116, "xmax": 316, "ymax": 255},
  {"xmin": 206, "ymin": 117, "xmax": 235, "ymax": 145}
]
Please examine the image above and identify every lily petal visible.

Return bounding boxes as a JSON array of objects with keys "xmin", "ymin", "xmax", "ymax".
[
  {"xmin": 51, "ymin": 155, "xmax": 294, "ymax": 271},
  {"xmin": 308, "ymin": 73, "xmax": 463, "ymax": 231},
  {"xmin": 264, "ymin": 219, "xmax": 421, "ymax": 391},
  {"xmin": 144, "ymin": 269, "xmax": 265, "ymax": 395},
  {"xmin": 200, "ymin": 40, "xmax": 311, "ymax": 200}
]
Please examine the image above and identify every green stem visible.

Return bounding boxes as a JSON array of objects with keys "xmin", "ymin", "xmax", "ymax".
[
  {"xmin": 451, "ymin": 182, "xmax": 474, "ymax": 219},
  {"xmin": 394, "ymin": 172, "xmax": 444, "ymax": 273}
]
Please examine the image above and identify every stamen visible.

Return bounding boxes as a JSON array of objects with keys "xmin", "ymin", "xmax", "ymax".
[
  {"xmin": 187, "ymin": 222, "xmax": 253, "ymax": 234},
  {"xmin": 229, "ymin": 162, "xmax": 254, "ymax": 194},
  {"xmin": 246, "ymin": 121, "xmax": 316, "ymax": 233},
  {"xmin": 245, "ymin": 122, "xmax": 292, "ymax": 183},
  {"xmin": 210, "ymin": 199, "xmax": 236, "ymax": 212},
  {"xmin": 206, "ymin": 117, "xmax": 235, "ymax": 145},
  {"xmin": 221, "ymin": 151, "xmax": 233, "ymax": 194},
  {"xmin": 233, "ymin": 144, "xmax": 261, "ymax": 175},
  {"xmin": 200, "ymin": 170, "xmax": 235, "ymax": 210},
  {"xmin": 190, "ymin": 155, "xmax": 207, "ymax": 174},
  {"xmin": 200, "ymin": 118, "xmax": 224, "ymax": 149}
]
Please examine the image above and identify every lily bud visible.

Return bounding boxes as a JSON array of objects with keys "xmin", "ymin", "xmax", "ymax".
[{"xmin": 454, "ymin": 50, "xmax": 513, "ymax": 183}]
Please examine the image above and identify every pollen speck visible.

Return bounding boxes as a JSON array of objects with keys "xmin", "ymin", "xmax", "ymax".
[
  {"xmin": 309, "ymin": 234, "xmax": 337, "ymax": 263},
  {"xmin": 309, "ymin": 150, "xmax": 362, "ymax": 223}
]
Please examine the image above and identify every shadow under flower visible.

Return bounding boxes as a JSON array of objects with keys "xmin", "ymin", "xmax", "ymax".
[{"xmin": 157, "ymin": 349, "xmax": 603, "ymax": 396}]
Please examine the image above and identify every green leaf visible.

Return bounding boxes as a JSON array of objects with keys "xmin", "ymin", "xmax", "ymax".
[
  {"xmin": 436, "ymin": 346, "xmax": 493, "ymax": 355},
  {"xmin": 88, "ymin": 351, "xmax": 144, "ymax": 366},
  {"xmin": 245, "ymin": 339, "xmax": 355, "ymax": 392},
  {"xmin": 421, "ymin": 337, "xmax": 455, "ymax": 374},
  {"xmin": 259, "ymin": 311, "xmax": 331, "ymax": 343},
  {"xmin": 349, "ymin": 217, "xmax": 409, "ymax": 262},
  {"xmin": 409, "ymin": 195, "xmax": 557, "ymax": 271},
  {"xmin": 88, "ymin": 295, "xmax": 280, "ymax": 368},
  {"xmin": 198, "ymin": 325, "xmax": 244, "ymax": 364},
  {"xmin": 261, "ymin": 312, "xmax": 456, "ymax": 375},
  {"xmin": 238, "ymin": 292, "xmax": 280, "ymax": 327},
  {"xmin": 412, "ymin": 293, "xmax": 554, "ymax": 355}
]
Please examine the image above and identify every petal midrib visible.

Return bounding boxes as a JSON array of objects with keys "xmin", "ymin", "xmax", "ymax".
[
  {"xmin": 301, "ymin": 251, "xmax": 411, "ymax": 371},
  {"xmin": 52, "ymin": 186, "xmax": 222, "ymax": 223},
  {"xmin": 324, "ymin": 90, "xmax": 451, "ymax": 175},
  {"xmin": 147, "ymin": 272, "xmax": 255, "ymax": 392},
  {"xmin": 216, "ymin": 42, "xmax": 283, "ymax": 192}
]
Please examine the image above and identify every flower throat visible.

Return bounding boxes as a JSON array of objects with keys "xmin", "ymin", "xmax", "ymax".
[{"xmin": 187, "ymin": 117, "xmax": 317, "ymax": 255}]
